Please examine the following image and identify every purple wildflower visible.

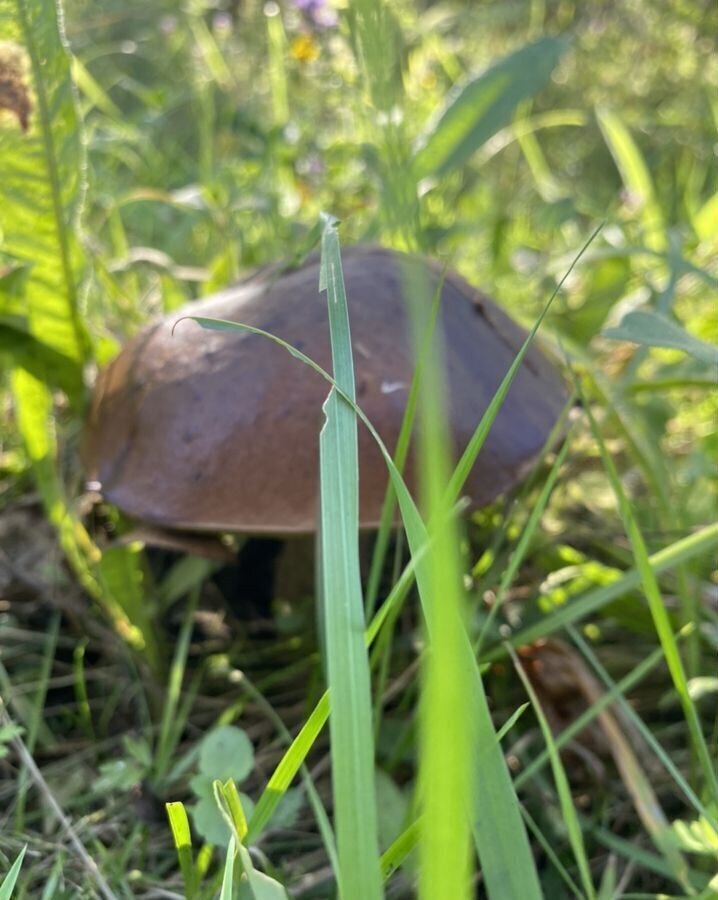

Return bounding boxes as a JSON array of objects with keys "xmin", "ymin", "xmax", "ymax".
[{"xmin": 292, "ymin": 0, "xmax": 337, "ymax": 29}]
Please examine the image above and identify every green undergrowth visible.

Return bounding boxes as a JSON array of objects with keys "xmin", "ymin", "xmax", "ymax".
[{"xmin": 0, "ymin": 0, "xmax": 716, "ymax": 897}]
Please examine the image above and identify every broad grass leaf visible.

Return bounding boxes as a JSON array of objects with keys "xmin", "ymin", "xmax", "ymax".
[
  {"xmin": 0, "ymin": 325, "xmax": 81, "ymax": 397},
  {"xmin": 0, "ymin": 0, "xmax": 144, "ymax": 656},
  {"xmin": 0, "ymin": 0, "xmax": 91, "ymax": 390},
  {"xmin": 603, "ymin": 309, "xmax": 718, "ymax": 365},
  {"xmin": 236, "ymin": 842, "xmax": 290, "ymax": 900},
  {"xmin": 414, "ymin": 37, "xmax": 568, "ymax": 179}
]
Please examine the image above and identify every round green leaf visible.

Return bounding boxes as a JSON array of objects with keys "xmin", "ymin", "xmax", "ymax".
[{"xmin": 198, "ymin": 725, "xmax": 254, "ymax": 784}]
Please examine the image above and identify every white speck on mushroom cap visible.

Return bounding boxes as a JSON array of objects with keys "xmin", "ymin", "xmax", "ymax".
[{"xmin": 380, "ymin": 381, "xmax": 407, "ymax": 395}]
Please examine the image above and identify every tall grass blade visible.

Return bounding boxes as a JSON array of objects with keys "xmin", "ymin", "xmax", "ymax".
[
  {"xmin": 317, "ymin": 217, "xmax": 383, "ymax": 900},
  {"xmin": 238, "ymin": 673, "xmax": 339, "ymax": 877},
  {"xmin": 345, "ymin": 0, "xmax": 395, "ymax": 112},
  {"xmin": 365, "ymin": 270, "xmax": 444, "ymax": 617},
  {"xmin": 266, "ymin": 8, "xmax": 288, "ymax": 126},
  {"xmin": 396, "ymin": 261, "xmax": 473, "ymax": 900}
]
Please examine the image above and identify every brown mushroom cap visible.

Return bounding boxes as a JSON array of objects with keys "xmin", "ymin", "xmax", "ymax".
[{"xmin": 83, "ymin": 245, "xmax": 566, "ymax": 534}]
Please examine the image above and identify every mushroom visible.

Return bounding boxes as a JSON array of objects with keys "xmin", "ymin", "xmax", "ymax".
[{"xmin": 83, "ymin": 245, "xmax": 566, "ymax": 605}]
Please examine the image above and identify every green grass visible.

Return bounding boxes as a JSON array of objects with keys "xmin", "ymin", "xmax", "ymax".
[{"xmin": 1, "ymin": 0, "xmax": 717, "ymax": 897}]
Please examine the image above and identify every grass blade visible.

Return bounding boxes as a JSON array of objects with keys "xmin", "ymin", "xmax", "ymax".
[
  {"xmin": 394, "ymin": 261, "xmax": 473, "ymax": 900},
  {"xmin": 219, "ymin": 835, "xmax": 235, "ymax": 900},
  {"xmin": 365, "ymin": 268, "xmax": 445, "ymax": 617},
  {"xmin": 521, "ymin": 807, "xmax": 585, "ymax": 898},
  {"xmin": 381, "ymin": 820, "xmax": 421, "ymax": 880},
  {"xmin": 237, "ymin": 672, "xmax": 339, "ymax": 878},
  {"xmin": 247, "ymin": 693, "xmax": 329, "ymax": 843},
  {"xmin": 0, "ymin": 846, "xmax": 26, "ymax": 900},
  {"xmin": 597, "ymin": 107, "xmax": 666, "ymax": 253},
  {"xmin": 318, "ymin": 217, "xmax": 382, "ymax": 900},
  {"xmin": 154, "ymin": 587, "xmax": 198, "ymax": 782},
  {"xmin": 166, "ymin": 802, "xmax": 197, "ymax": 900}
]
